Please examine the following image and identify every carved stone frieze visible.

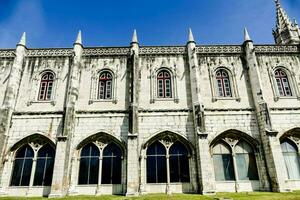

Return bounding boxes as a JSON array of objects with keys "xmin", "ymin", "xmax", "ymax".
[
  {"xmin": 255, "ymin": 45, "xmax": 299, "ymax": 53},
  {"xmin": 196, "ymin": 45, "xmax": 243, "ymax": 54},
  {"xmin": 140, "ymin": 46, "xmax": 186, "ymax": 55},
  {"xmin": 0, "ymin": 50, "xmax": 15, "ymax": 58},
  {"xmin": 27, "ymin": 49, "xmax": 73, "ymax": 57},
  {"xmin": 83, "ymin": 47, "xmax": 130, "ymax": 56}
]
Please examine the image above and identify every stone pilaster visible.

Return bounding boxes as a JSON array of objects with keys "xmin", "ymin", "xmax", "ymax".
[
  {"xmin": 126, "ymin": 30, "xmax": 140, "ymax": 196},
  {"xmin": 243, "ymin": 29, "xmax": 288, "ymax": 192},
  {"xmin": 186, "ymin": 29, "xmax": 216, "ymax": 194},
  {"xmin": 49, "ymin": 31, "xmax": 83, "ymax": 197},
  {"xmin": 0, "ymin": 33, "xmax": 27, "ymax": 186}
]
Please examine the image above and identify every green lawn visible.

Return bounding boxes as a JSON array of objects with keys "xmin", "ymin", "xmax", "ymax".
[{"xmin": 0, "ymin": 192, "xmax": 300, "ymax": 200}]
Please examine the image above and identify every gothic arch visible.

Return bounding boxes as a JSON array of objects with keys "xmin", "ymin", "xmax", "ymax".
[
  {"xmin": 142, "ymin": 130, "xmax": 194, "ymax": 155},
  {"xmin": 75, "ymin": 132, "xmax": 126, "ymax": 156},
  {"xmin": 279, "ymin": 127, "xmax": 300, "ymax": 147},
  {"xmin": 210, "ymin": 129, "xmax": 259, "ymax": 151},
  {"xmin": 9, "ymin": 132, "xmax": 55, "ymax": 152}
]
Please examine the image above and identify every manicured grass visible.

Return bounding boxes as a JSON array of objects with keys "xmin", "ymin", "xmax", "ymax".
[{"xmin": 0, "ymin": 191, "xmax": 300, "ymax": 200}]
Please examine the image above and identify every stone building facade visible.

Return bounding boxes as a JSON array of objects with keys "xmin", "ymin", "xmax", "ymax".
[{"xmin": 0, "ymin": 0, "xmax": 300, "ymax": 197}]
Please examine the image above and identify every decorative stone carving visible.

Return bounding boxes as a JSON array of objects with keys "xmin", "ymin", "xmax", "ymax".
[
  {"xmin": 140, "ymin": 46, "xmax": 186, "ymax": 55},
  {"xmin": 196, "ymin": 45, "xmax": 243, "ymax": 54}
]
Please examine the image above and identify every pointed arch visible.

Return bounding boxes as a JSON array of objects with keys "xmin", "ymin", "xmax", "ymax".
[
  {"xmin": 9, "ymin": 133, "xmax": 55, "ymax": 152},
  {"xmin": 210, "ymin": 129, "xmax": 259, "ymax": 151},
  {"xmin": 75, "ymin": 132, "xmax": 126, "ymax": 156},
  {"xmin": 142, "ymin": 130, "xmax": 194, "ymax": 155},
  {"xmin": 279, "ymin": 127, "xmax": 300, "ymax": 142}
]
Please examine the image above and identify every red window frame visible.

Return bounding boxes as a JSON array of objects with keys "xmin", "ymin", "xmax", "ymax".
[
  {"xmin": 98, "ymin": 71, "xmax": 113, "ymax": 100},
  {"xmin": 275, "ymin": 69, "xmax": 292, "ymax": 96},
  {"xmin": 157, "ymin": 70, "xmax": 172, "ymax": 98},
  {"xmin": 38, "ymin": 72, "xmax": 54, "ymax": 101},
  {"xmin": 216, "ymin": 69, "xmax": 232, "ymax": 97}
]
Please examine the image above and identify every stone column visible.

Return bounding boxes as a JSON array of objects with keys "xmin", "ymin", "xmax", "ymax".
[
  {"xmin": 49, "ymin": 31, "xmax": 83, "ymax": 197},
  {"xmin": 126, "ymin": 30, "xmax": 140, "ymax": 196},
  {"xmin": 243, "ymin": 28, "xmax": 288, "ymax": 192},
  {"xmin": 186, "ymin": 29, "xmax": 216, "ymax": 194},
  {"xmin": 96, "ymin": 151, "xmax": 103, "ymax": 195},
  {"xmin": 231, "ymin": 153, "xmax": 239, "ymax": 192},
  {"xmin": 139, "ymin": 149, "xmax": 146, "ymax": 194},
  {"xmin": 68, "ymin": 156, "xmax": 79, "ymax": 195},
  {"xmin": 0, "ymin": 33, "xmax": 27, "ymax": 186},
  {"xmin": 166, "ymin": 153, "xmax": 171, "ymax": 194}
]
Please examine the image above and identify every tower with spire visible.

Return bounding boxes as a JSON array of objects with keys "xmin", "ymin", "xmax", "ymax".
[{"xmin": 273, "ymin": 0, "xmax": 300, "ymax": 45}]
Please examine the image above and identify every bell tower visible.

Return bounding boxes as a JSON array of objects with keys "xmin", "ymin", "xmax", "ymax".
[{"xmin": 272, "ymin": 0, "xmax": 300, "ymax": 45}]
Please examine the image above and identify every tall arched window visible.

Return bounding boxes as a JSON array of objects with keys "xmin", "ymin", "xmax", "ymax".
[
  {"xmin": 281, "ymin": 140, "xmax": 300, "ymax": 179},
  {"xmin": 147, "ymin": 141, "xmax": 167, "ymax": 183},
  {"xmin": 78, "ymin": 143, "xmax": 100, "ymax": 185},
  {"xmin": 38, "ymin": 72, "xmax": 54, "ymax": 101},
  {"xmin": 212, "ymin": 142, "xmax": 235, "ymax": 181},
  {"xmin": 216, "ymin": 69, "xmax": 232, "ymax": 97},
  {"xmin": 102, "ymin": 143, "xmax": 122, "ymax": 184},
  {"xmin": 157, "ymin": 70, "xmax": 172, "ymax": 98},
  {"xmin": 235, "ymin": 141, "xmax": 259, "ymax": 180},
  {"xmin": 11, "ymin": 145, "xmax": 34, "ymax": 186},
  {"xmin": 169, "ymin": 142, "xmax": 190, "ymax": 182},
  {"xmin": 274, "ymin": 69, "xmax": 292, "ymax": 96},
  {"xmin": 146, "ymin": 140, "xmax": 191, "ymax": 184},
  {"xmin": 98, "ymin": 71, "xmax": 113, "ymax": 100},
  {"xmin": 33, "ymin": 144, "xmax": 55, "ymax": 186}
]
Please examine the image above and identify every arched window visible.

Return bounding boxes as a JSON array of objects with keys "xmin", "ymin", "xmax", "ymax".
[
  {"xmin": 11, "ymin": 145, "xmax": 34, "ymax": 186},
  {"xmin": 147, "ymin": 141, "xmax": 167, "ymax": 183},
  {"xmin": 281, "ymin": 140, "xmax": 300, "ymax": 179},
  {"xmin": 235, "ymin": 141, "xmax": 259, "ymax": 180},
  {"xmin": 169, "ymin": 142, "xmax": 190, "ymax": 182},
  {"xmin": 216, "ymin": 69, "xmax": 232, "ymax": 97},
  {"xmin": 98, "ymin": 71, "xmax": 113, "ymax": 100},
  {"xmin": 78, "ymin": 143, "xmax": 100, "ymax": 185},
  {"xmin": 274, "ymin": 69, "xmax": 292, "ymax": 96},
  {"xmin": 33, "ymin": 144, "xmax": 55, "ymax": 186},
  {"xmin": 157, "ymin": 70, "xmax": 172, "ymax": 98},
  {"xmin": 38, "ymin": 72, "xmax": 54, "ymax": 101},
  {"xmin": 212, "ymin": 142, "xmax": 235, "ymax": 181},
  {"xmin": 102, "ymin": 143, "xmax": 122, "ymax": 184}
]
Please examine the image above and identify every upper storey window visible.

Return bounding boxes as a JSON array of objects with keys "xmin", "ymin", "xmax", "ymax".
[
  {"xmin": 38, "ymin": 72, "xmax": 54, "ymax": 101},
  {"xmin": 216, "ymin": 69, "xmax": 232, "ymax": 97},
  {"xmin": 274, "ymin": 69, "xmax": 292, "ymax": 96},
  {"xmin": 157, "ymin": 70, "xmax": 172, "ymax": 98},
  {"xmin": 98, "ymin": 71, "xmax": 113, "ymax": 100}
]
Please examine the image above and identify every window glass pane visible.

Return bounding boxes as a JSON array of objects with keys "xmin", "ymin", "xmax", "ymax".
[
  {"xmin": 102, "ymin": 143, "xmax": 122, "ymax": 184},
  {"xmin": 146, "ymin": 141, "xmax": 167, "ymax": 183},
  {"xmin": 11, "ymin": 145, "xmax": 34, "ymax": 186},
  {"xmin": 20, "ymin": 159, "xmax": 33, "ymax": 186},
  {"xmin": 79, "ymin": 143, "xmax": 100, "ymax": 184},
  {"xmin": 236, "ymin": 153, "xmax": 259, "ymax": 180},
  {"xmin": 98, "ymin": 71, "xmax": 113, "ymax": 100},
  {"xmin": 34, "ymin": 144, "xmax": 55, "ymax": 186},
  {"xmin": 281, "ymin": 140, "xmax": 300, "ymax": 179},
  {"xmin": 169, "ymin": 142, "xmax": 190, "ymax": 182},
  {"xmin": 213, "ymin": 154, "xmax": 235, "ymax": 181}
]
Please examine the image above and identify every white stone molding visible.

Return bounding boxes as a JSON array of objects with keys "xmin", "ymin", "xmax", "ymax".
[
  {"xmin": 196, "ymin": 45, "xmax": 243, "ymax": 54},
  {"xmin": 267, "ymin": 65, "xmax": 300, "ymax": 101},
  {"xmin": 149, "ymin": 65, "xmax": 179, "ymax": 104},
  {"xmin": 140, "ymin": 46, "xmax": 186, "ymax": 55},
  {"xmin": 255, "ymin": 45, "xmax": 299, "ymax": 54},
  {"xmin": 208, "ymin": 66, "xmax": 240, "ymax": 102},
  {"xmin": 26, "ymin": 58, "xmax": 65, "ymax": 106},
  {"xmin": 88, "ymin": 58, "xmax": 125, "ymax": 104}
]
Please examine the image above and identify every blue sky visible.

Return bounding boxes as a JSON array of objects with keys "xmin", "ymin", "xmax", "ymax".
[{"xmin": 0, "ymin": 0, "xmax": 299, "ymax": 48}]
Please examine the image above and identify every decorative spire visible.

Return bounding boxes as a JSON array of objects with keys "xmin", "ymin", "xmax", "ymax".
[
  {"xmin": 74, "ymin": 30, "xmax": 82, "ymax": 45},
  {"xmin": 244, "ymin": 27, "xmax": 252, "ymax": 42},
  {"xmin": 188, "ymin": 28, "xmax": 195, "ymax": 43},
  {"xmin": 275, "ymin": 0, "xmax": 292, "ymax": 31},
  {"xmin": 18, "ymin": 32, "xmax": 26, "ymax": 46},
  {"xmin": 131, "ymin": 29, "xmax": 138, "ymax": 44}
]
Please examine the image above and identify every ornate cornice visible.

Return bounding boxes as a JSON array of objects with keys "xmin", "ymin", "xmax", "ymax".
[
  {"xmin": 27, "ymin": 48, "xmax": 72, "ymax": 57},
  {"xmin": 196, "ymin": 45, "xmax": 243, "ymax": 54},
  {"xmin": 83, "ymin": 47, "xmax": 130, "ymax": 56},
  {"xmin": 0, "ymin": 49, "xmax": 15, "ymax": 58},
  {"xmin": 254, "ymin": 45, "xmax": 299, "ymax": 53},
  {"xmin": 1, "ymin": 44, "xmax": 299, "ymax": 58},
  {"xmin": 139, "ymin": 46, "xmax": 186, "ymax": 55}
]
